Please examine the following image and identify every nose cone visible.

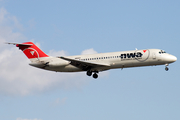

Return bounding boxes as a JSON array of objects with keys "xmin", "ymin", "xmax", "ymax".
[
  {"xmin": 166, "ymin": 55, "xmax": 177, "ymax": 63},
  {"xmin": 173, "ymin": 56, "xmax": 177, "ymax": 62}
]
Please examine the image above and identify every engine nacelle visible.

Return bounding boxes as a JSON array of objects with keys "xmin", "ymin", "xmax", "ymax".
[{"xmin": 29, "ymin": 57, "xmax": 70, "ymax": 68}]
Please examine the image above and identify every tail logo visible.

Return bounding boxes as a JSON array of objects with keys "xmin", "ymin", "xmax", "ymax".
[
  {"xmin": 30, "ymin": 51, "xmax": 35, "ymax": 56},
  {"xmin": 23, "ymin": 48, "xmax": 40, "ymax": 59}
]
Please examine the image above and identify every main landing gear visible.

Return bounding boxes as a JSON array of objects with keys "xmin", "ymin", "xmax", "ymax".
[
  {"xmin": 86, "ymin": 70, "xmax": 98, "ymax": 79},
  {"xmin": 165, "ymin": 64, "xmax": 169, "ymax": 71}
]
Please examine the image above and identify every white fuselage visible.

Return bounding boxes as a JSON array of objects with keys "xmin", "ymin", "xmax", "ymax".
[{"xmin": 29, "ymin": 49, "xmax": 177, "ymax": 72}]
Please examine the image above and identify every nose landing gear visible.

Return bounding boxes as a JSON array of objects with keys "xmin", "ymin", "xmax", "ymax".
[
  {"xmin": 165, "ymin": 67, "xmax": 169, "ymax": 71},
  {"xmin": 165, "ymin": 64, "xmax": 169, "ymax": 71}
]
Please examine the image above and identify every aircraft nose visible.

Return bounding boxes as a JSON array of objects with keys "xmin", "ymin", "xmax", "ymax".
[
  {"xmin": 168, "ymin": 55, "xmax": 177, "ymax": 63},
  {"xmin": 172, "ymin": 55, "xmax": 177, "ymax": 62}
]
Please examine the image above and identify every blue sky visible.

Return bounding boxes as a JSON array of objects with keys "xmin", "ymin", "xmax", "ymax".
[{"xmin": 0, "ymin": 0, "xmax": 180, "ymax": 120}]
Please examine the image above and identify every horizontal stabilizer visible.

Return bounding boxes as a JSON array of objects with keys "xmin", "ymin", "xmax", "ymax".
[{"xmin": 5, "ymin": 42, "xmax": 33, "ymax": 46}]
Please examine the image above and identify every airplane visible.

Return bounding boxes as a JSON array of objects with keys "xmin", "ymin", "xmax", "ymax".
[{"xmin": 7, "ymin": 42, "xmax": 177, "ymax": 79}]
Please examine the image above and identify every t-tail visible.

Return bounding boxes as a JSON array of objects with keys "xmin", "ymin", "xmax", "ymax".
[
  {"xmin": 6, "ymin": 42, "xmax": 69, "ymax": 69},
  {"xmin": 7, "ymin": 42, "xmax": 49, "ymax": 61},
  {"xmin": 6, "ymin": 42, "xmax": 52, "ymax": 68}
]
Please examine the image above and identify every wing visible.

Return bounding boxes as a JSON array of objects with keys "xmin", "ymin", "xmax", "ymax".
[{"xmin": 59, "ymin": 56, "xmax": 110, "ymax": 71}]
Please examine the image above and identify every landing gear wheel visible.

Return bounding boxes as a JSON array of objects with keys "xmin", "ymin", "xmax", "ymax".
[
  {"xmin": 87, "ymin": 71, "xmax": 92, "ymax": 76},
  {"xmin": 165, "ymin": 67, "xmax": 169, "ymax": 71},
  {"xmin": 93, "ymin": 73, "xmax": 98, "ymax": 79}
]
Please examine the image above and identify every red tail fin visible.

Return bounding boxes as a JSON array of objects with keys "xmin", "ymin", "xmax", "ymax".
[{"xmin": 16, "ymin": 42, "xmax": 49, "ymax": 59}]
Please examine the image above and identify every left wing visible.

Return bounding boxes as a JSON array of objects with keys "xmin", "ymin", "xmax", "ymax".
[{"xmin": 59, "ymin": 56, "xmax": 110, "ymax": 71}]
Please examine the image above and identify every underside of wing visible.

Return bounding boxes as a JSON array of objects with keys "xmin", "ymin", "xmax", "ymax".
[{"xmin": 59, "ymin": 56, "xmax": 110, "ymax": 71}]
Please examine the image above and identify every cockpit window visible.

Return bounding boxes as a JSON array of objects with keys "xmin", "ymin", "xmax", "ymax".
[{"xmin": 159, "ymin": 50, "xmax": 166, "ymax": 54}]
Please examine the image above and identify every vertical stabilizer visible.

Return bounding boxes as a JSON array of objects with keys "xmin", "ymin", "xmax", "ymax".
[{"xmin": 14, "ymin": 42, "xmax": 49, "ymax": 59}]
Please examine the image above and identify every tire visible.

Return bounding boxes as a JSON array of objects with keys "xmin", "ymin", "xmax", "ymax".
[{"xmin": 93, "ymin": 73, "xmax": 98, "ymax": 79}]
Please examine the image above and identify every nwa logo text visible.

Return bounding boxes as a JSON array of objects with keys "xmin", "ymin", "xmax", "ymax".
[{"xmin": 120, "ymin": 52, "xmax": 143, "ymax": 60}]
